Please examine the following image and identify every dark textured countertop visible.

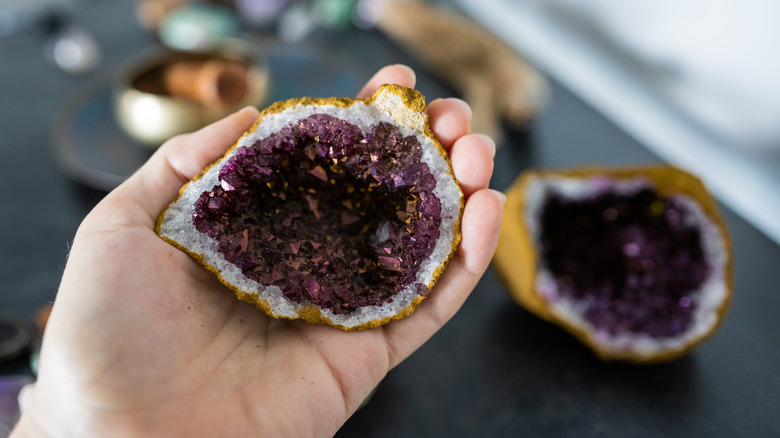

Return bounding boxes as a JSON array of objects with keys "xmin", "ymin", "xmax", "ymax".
[{"xmin": 2, "ymin": 2, "xmax": 779, "ymax": 436}]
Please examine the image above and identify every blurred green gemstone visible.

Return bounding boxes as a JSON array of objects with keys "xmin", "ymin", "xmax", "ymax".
[
  {"xmin": 159, "ymin": 5, "xmax": 238, "ymax": 52},
  {"xmin": 313, "ymin": 0, "xmax": 355, "ymax": 29}
]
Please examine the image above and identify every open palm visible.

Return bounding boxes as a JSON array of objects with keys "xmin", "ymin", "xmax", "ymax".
[{"xmin": 15, "ymin": 65, "xmax": 503, "ymax": 437}]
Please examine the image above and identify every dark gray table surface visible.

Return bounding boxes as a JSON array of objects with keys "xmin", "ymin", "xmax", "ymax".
[{"xmin": 2, "ymin": 1, "xmax": 779, "ymax": 436}]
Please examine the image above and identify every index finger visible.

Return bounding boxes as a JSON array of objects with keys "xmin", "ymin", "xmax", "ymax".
[{"xmin": 357, "ymin": 64, "xmax": 417, "ymax": 98}]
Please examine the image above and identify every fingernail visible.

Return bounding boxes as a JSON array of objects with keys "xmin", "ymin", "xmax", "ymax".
[
  {"xmin": 392, "ymin": 63, "xmax": 414, "ymax": 75},
  {"xmin": 495, "ymin": 190, "xmax": 507, "ymax": 205},
  {"xmin": 377, "ymin": 64, "xmax": 416, "ymax": 85},
  {"xmin": 477, "ymin": 133, "xmax": 497, "ymax": 158},
  {"xmin": 450, "ymin": 97, "xmax": 473, "ymax": 122},
  {"xmin": 235, "ymin": 105, "xmax": 260, "ymax": 120},
  {"xmin": 238, "ymin": 105, "xmax": 259, "ymax": 114}
]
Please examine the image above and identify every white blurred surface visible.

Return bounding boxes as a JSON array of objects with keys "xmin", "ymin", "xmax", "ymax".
[{"xmin": 456, "ymin": 0, "xmax": 780, "ymax": 245}]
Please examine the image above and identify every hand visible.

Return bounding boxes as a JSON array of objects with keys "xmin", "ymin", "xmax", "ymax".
[{"xmin": 13, "ymin": 65, "xmax": 504, "ymax": 437}]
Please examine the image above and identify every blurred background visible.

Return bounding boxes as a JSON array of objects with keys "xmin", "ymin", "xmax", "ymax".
[
  {"xmin": 458, "ymin": 0, "xmax": 780, "ymax": 248},
  {"xmin": 0, "ymin": 0, "xmax": 551, "ymax": 321},
  {"xmin": 2, "ymin": 0, "xmax": 779, "ymax": 436}
]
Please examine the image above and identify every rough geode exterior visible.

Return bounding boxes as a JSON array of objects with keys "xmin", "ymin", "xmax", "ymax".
[{"xmin": 156, "ymin": 85, "xmax": 464, "ymax": 330}]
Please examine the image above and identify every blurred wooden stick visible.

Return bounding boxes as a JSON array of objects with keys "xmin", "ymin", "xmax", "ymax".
[{"xmin": 377, "ymin": 0, "xmax": 548, "ymax": 144}]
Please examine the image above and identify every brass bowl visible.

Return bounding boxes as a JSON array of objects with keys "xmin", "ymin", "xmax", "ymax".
[{"xmin": 114, "ymin": 42, "xmax": 270, "ymax": 147}]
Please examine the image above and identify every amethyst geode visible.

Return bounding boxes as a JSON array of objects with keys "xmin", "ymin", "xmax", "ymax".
[
  {"xmin": 192, "ymin": 114, "xmax": 442, "ymax": 314},
  {"xmin": 156, "ymin": 84, "xmax": 464, "ymax": 330},
  {"xmin": 538, "ymin": 187, "xmax": 709, "ymax": 338},
  {"xmin": 495, "ymin": 167, "xmax": 731, "ymax": 362}
]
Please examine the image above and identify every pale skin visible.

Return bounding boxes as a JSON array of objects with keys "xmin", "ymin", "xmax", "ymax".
[{"xmin": 12, "ymin": 65, "xmax": 504, "ymax": 437}]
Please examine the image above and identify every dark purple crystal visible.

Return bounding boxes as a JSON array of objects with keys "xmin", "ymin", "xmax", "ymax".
[
  {"xmin": 538, "ymin": 186, "xmax": 709, "ymax": 338},
  {"xmin": 192, "ymin": 114, "xmax": 442, "ymax": 314}
]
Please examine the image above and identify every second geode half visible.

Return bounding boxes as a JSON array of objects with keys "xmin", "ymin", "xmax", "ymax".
[
  {"xmin": 494, "ymin": 166, "xmax": 732, "ymax": 362},
  {"xmin": 156, "ymin": 84, "xmax": 464, "ymax": 330}
]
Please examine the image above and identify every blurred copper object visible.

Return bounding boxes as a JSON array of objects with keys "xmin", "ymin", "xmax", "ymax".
[
  {"xmin": 114, "ymin": 42, "xmax": 270, "ymax": 147},
  {"xmin": 136, "ymin": 0, "xmax": 187, "ymax": 29},
  {"xmin": 34, "ymin": 304, "xmax": 53, "ymax": 332},
  {"xmin": 377, "ymin": 0, "xmax": 548, "ymax": 144},
  {"xmin": 163, "ymin": 59, "xmax": 249, "ymax": 106}
]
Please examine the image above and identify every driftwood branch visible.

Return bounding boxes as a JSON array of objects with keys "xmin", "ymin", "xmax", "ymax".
[{"xmin": 377, "ymin": 0, "xmax": 549, "ymax": 144}]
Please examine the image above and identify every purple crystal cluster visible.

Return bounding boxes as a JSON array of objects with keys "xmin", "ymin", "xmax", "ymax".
[
  {"xmin": 539, "ymin": 187, "xmax": 710, "ymax": 338},
  {"xmin": 193, "ymin": 114, "xmax": 442, "ymax": 314}
]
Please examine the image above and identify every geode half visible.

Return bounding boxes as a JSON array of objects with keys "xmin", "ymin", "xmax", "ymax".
[
  {"xmin": 494, "ymin": 166, "xmax": 732, "ymax": 362},
  {"xmin": 156, "ymin": 84, "xmax": 464, "ymax": 330}
]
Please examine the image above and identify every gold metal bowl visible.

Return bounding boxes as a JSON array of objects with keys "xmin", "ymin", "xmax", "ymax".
[{"xmin": 114, "ymin": 42, "xmax": 270, "ymax": 147}]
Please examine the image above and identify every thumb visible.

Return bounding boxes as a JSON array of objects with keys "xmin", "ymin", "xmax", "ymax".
[{"xmin": 106, "ymin": 106, "xmax": 261, "ymax": 227}]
